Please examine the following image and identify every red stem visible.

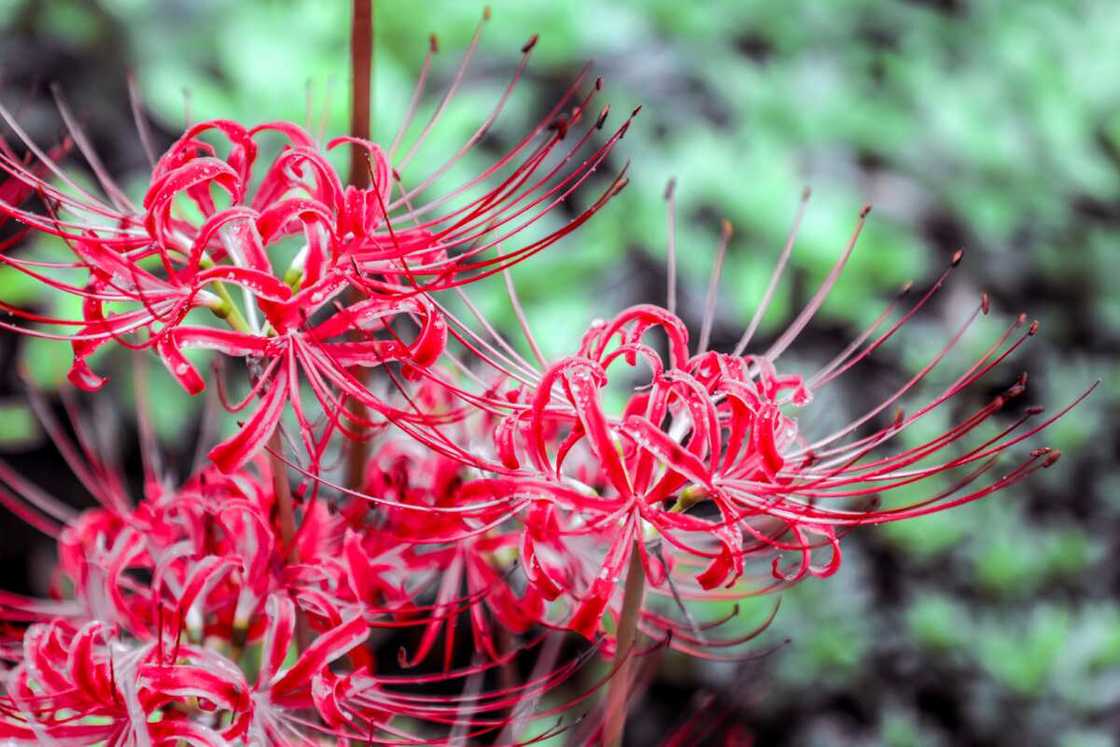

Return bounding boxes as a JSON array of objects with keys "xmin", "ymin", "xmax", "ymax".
[
  {"xmin": 345, "ymin": 0, "xmax": 374, "ymax": 492},
  {"xmin": 268, "ymin": 430, "xmax": 297, "ymax": 557},
  {"xmin": 603, "ymin": 542, "xmax": 646, "ymax": 747},
  {"xmin": 348, "ymin": 0, "xmax": 373, "ymax": 187}
]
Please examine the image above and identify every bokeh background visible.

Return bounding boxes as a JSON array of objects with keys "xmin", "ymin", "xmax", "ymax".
[{"xmin": 1, "ymin": 1, "xmax": 1118, "ymax": 744}]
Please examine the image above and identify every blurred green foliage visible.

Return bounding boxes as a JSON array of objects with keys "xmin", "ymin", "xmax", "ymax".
[{"xmin": 2, "ymin": 0, "xmax": 1118, "ymax": 743}]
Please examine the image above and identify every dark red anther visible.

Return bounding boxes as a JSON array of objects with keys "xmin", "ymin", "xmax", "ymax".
[
  {"xmin": 981, "ymin": 292, "xmax": 990, "ymax": 315},
  {"xmin": 664, "ymin": 178, "xmax": 677, "ymax": 201},
  {"xmin": 522, "ymin": 34, "xmax": 539, "ymax": 53},
  {"xmin": 1004, "ymin": 372, "xmax": 1028, "ymax": 398},
  {"xmin": 1025, "ymin": 405, "xmax": 1045, "ymax": 416},
  {"xmin": 429, "ymin": 33, "xmax": 439, "ymax": 53},
  {"xmin": 1028, "ymin": 320, "xmax": 1040, "ymax": 335},
  {"xmin": 951, "ymin": 249, "xmax": 964, "ymax": 266},
  {"xmin": 859, "ymin": 203, "xmax": 872, "ymax": 218},
  {"xmin": 596, "ymin": 106, "xmax": 610, "ymax": 130}
]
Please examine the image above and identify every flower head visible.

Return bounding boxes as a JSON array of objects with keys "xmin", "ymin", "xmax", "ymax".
[
  {"xmin": 0, "ymin": 30, "xmax": 632, "ymax": 471},
  {"xmin": 422, "ymin": 193, "xmax": 1093, "ymax": 651}
]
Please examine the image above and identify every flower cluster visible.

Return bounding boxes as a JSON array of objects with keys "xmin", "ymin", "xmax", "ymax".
[
  {"xmin": 0, "ymin": 411, "xmax": 593, "ymax": 742},
  {"xmin": 0, "ymin": 20, "xmax": 1090, "ymax": 747}
]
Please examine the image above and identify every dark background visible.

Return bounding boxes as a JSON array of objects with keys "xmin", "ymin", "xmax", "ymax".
[{"xmin": 1, "ymin": 1, "xmax": 1118, "ymax": 744}]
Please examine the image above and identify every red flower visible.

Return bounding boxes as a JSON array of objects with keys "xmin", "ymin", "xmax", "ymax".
[
  {"xmin": 0, "ymin": 381, "xmax": 610, "ymax": 743},
  {"xmin": 0, "ymin": 36, "xmax": 633, "ymax": 469},
  {"xmin": 0, "ymin": 619, "xmax": 250, "ymax": 745},
  {"xmin": 440, "ymin": 200, "xmax": 1094, "ymax": 652}
]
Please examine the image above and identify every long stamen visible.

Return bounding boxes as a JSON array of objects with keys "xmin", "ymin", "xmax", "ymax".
[
  {"xmin": 395, "ymin": 8, "xmax": 490, "ymax": 175},
  {"xmin": 502, "ymin": 267, "xmax": 547, "ymax": 369},
  {"xmin": 764, "ymin": 203, "xmax": 869, "ymax": 361},
  {"xmin": 126, "ymin": 72, "xmax": 157, "ymax": 168},
  {"xmin": 733, "ymin": 186, "xmax": 810, "ymax": 356},
  {"xmin": 664, "ymin": 178, "xmax": 678, "ymax": 316},
  {"xmin": 697, "ymin": 218, "xmax": 733, "ymax": 355},
  {"xmin": 50, "ymin": 84, "xmax": 137, "ymax": 213},
  {"xmin": 389, "ymin": 33, "xmax": 438, "ymax": 160}
]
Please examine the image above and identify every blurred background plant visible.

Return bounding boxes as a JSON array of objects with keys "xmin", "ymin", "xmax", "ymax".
[{"xmin": 0, "ymin": 0, "xmax": 1116, "ymax": 744}]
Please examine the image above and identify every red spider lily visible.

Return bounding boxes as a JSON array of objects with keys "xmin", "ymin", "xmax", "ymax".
[
  {"xmin": 426, "ymin": 196, "xmax": 1094, "ymax": 655},
  {"xmin": 0, "ymin": 27, "xmax": 633, "ymax": 471},
  {"xmin": 0, "ymin": 385, "xmax": 602, "ymax": 744},
  {"xmin": 0, "ymin": 619, "xmax": 250, "ymax": 745},
  {"xmin": 350, "ymin": 440, "xmax": 545, "ymax": 669},
  {"xmin": 0, "ymin": 402, "xmax": 330, "ymax": 648}
]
